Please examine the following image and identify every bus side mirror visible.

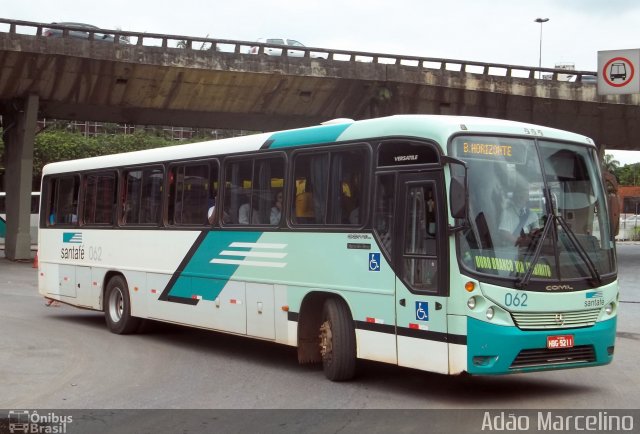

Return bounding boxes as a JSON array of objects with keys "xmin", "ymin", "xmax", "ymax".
[
  {"xmin": 450, "ymin": 175, "xmax": 467, "ymax": 219},
  {"xmin": 603, "ymin": 171, "xmax": 619, "ymax": 237},
  {"xmin": 608, "ymin": 195, "xmax": 620, "ymax": 237},
  {"xmin": 441, "ymin": 156, "xmax": 469, "ymax": 230}
]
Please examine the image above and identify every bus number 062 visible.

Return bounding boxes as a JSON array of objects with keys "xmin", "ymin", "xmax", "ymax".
[
  {"xmin": 504, "ymin": 293, "xmax": 528, "ymax": 307},
  {"xmin": 88, "ymin": 246, "xmax": 102, "ymax": 261}
]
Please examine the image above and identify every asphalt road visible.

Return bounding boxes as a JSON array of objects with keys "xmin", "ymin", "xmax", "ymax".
[{"xmin": 0, "ymin": 244, "xmax": 639, "ymax": 411}]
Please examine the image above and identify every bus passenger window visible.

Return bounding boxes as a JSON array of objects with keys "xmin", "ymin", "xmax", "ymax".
[
  {"xmin": 224, "ymin": 157, "xmax": 284, "ymax": 226},
  {"xmin": 83, "ymin": 172, "xmax": 116, "ymax": 225},
  {"xmin": 330, "ymin": 149, "xmax": 365, "ymax": 225},
  {"xmin": 122, "ymin": 168, "xmax": 163, "ymax": 225},
  {"xmin": 169, "ymin": 163, "xmax": 211, "ymax": 226},
  {"xmin": 292, "ymin": 153, "xmax": 326, "ymax": 224},
  {"xmin": 252, "ymin": 157, "xmax": 284, "ymax": 225},
  {"xmin": 46, "ymin": 176, "xmax": 79, "ymax": 226},
  {"xmin": 292, "ymin": 148, "xmax": 366, "ymax": 226}
]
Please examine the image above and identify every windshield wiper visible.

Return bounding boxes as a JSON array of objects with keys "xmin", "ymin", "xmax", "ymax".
[
  {"xmin": 515, "ymin": 213, "xmax": 553, "ymax": 289},
  {"xmin": 556, "ymin": 215, "xmax": 602, "ymax": 285},
  {"xmin": 515, "ymin": 213, "xmax": 602, "ymax": 288}
]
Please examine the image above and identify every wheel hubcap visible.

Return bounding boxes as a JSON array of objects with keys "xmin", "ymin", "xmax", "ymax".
[
  {"xmin": 109, "ymin": 287, "xmax": 124, "ymax": 322},
  {"xmin": 319, "ymin": 320, "xmax": 333, "ymax": 360}
]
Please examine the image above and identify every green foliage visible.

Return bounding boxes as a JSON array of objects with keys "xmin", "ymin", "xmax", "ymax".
[
  {"xmin": 32, "ymin": 129, "xmax": 177, "ymax": 181},
  {"xmin": 604, "ymin": 152, "xmax": 639, "ymax": 186},
  {"xmin": 1, "ymin": 126, "xmax": 253, "ymax": 190},
  {"xmin": 603, "ymin": 153, "xmax": 620, "ymax": 173},
  {"xmin": 614, "ymin": 163, "xmax": 640, "ymax": 187}
]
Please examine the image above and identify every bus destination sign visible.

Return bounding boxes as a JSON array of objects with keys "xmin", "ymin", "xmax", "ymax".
[{"xmin": 454, "ymin": 138, "xmax": 527, "ymax": 164}]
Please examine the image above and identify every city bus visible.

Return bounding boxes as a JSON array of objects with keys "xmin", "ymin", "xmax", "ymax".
[
  {"xmin": 37, "ymin": 115, "xmax": 618, "ymax": 381},
  {"xmin": 0, "ymin": 191, "xmax": 40, "ymax": 246}
]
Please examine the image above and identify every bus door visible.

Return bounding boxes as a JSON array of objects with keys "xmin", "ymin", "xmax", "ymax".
[{"xmin": 395, "ymin": 172, "xmax": 449, "ymax": 374}]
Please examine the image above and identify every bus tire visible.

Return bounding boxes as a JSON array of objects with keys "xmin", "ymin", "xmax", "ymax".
[
  {"xmin": 104, "ymin": 275, "xmax": 140, "ymax": 335},
  {"xmin": 319, "ymin": 297, "xmax": 356, "ymax": 381}
]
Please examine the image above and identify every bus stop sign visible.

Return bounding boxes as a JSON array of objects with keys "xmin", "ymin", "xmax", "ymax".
[{"xmin": 597, "ymin": 49, "xmax": 640, "ymax": 95}]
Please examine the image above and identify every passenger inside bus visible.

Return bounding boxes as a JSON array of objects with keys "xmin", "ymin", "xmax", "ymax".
[
  {"xmin": 270, "ymin": 190, "xmax": 283, "ymax": 224},
  {"xmin": 207, "ymin": 198, "xmax": 216, "ymax": 225},
  {"xmin": 498, "ymin": 181, "xmax": 539, "ymax": 246},
  {"xmin": 295, "ymin": 181, "xmax": 314, "ymax": 223},
  {"xmin": 61, "ymin": 203, "xmax": 78, "ymax": 224},
  {"xmin": 343, "ymin": 179, "xmax": 361, "ymax": 225},
  {"xmin": 238, "ymin": 194, "xmax": 260, "ymax": 224}
]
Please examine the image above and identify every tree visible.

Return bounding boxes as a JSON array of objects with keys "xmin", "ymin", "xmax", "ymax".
[
  {"xmin": 31, "ymin": 129, "xmax": 178, "ymax": 186},
  {"xmin": 617, "ymin": 163, "xmax": 640, "ymax": 186},
  {"xmin": 1, "ymin": 124, "xmax": 252, "ymax": 190},
  {"xmin": 603, "ymin": 153, "xmax": 620, "ymax": 173}
]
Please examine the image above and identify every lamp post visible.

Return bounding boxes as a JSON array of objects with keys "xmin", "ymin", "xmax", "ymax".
[{"xmin": 534, "ymin": 18, "xmax": 549, "ymax": 79}]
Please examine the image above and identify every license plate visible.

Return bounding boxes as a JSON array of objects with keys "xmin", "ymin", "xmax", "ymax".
[{"xmin": 547, "ymin": 335, "xmax": 574, "ymax": 349}]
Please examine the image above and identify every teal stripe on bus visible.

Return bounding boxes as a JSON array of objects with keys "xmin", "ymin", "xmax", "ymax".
[
  {"xmin": 0, "ymin": 216, "xmax": 5, "ymax": 238},
  {"xmin": 266, "ymin": 123, "xmax": 352, "ymax": 149},
  {"xmin": 166, "ymin": 231, "xmax": 263, "ymax": 301}
]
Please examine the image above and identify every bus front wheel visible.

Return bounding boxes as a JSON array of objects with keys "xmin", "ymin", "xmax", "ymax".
[
  {"xmin": 104, "ymin": 275, "xmax": 140, "ymax": 335},
  {"xmin": 319, "ymin": 298, "xmax": 356, "ymax": 381}
]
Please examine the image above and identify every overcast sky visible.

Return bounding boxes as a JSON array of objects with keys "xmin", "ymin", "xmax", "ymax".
[{"xmin": 3, "ymin": 0, "xmax": 640, "ymax": 164}]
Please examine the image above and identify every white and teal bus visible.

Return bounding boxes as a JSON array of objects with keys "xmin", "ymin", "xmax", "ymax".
[
  {"xmin": 1, "ymin": 191, "xmax": 40, "ymax": 246},
  {"xmin": 38, "ymin": 115, "xmax": 618, "ymax": 381}
]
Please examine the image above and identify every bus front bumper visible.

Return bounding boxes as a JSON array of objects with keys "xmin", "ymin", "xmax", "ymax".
[{"xmin": 466, "ymin": 316, "xmax": 616, "ymax": 375}]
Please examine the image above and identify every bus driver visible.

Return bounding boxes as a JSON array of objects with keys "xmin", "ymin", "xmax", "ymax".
[{"xmin": 498, "ymin": 183, "xmax": 539, "ymax": 247}]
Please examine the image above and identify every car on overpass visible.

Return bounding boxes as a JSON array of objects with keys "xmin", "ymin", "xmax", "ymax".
[
  {"xmin": 568, "ymin": 74, "xmax": 597, "ymax": 83},
  {"xmin": 249, "ymin": 38, "xmax": 326, "ymax": 58},
  {"xmin": 44, "ymin": 22, "xmax": 115, "ymax": 42}
]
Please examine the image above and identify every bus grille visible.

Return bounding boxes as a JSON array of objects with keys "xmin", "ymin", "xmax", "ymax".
[
  {"xmin": 511, "ymin": 309, "xmax": 601, "ymax": 330},
  {"xmin": 510, "ymin": 345, "xmax": 595, "ymax": 369}
]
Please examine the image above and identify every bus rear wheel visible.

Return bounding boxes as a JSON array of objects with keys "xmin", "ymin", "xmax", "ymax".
[
  {"xmin": 318, "ymin": 298, "xmax": 356, "ymax": 381},
  {"xmin": 104, "ymin": 275, "xmax": 140, "ymax": 335}
]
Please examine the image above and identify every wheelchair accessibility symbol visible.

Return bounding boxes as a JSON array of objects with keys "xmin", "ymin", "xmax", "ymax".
[
  {"xmin": 415, "ymin": 301, "xmax": 429, "ymax": 321},
  {"xmin": 369, "ymin": 253, "xmax": 381, "ymax": 272}
]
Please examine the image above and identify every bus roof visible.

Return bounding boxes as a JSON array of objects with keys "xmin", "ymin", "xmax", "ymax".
[{"xmin": 42, "ymin": 115, "xmax": 594, "ymax": 176}]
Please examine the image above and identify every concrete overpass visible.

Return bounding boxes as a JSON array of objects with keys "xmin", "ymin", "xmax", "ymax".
[{"xmin": 1, "ymin": 18, "xmax": 639, "ymax": 259}]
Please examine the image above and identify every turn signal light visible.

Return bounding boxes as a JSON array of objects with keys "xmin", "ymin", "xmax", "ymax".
[{"xmin": 465, "ymin": 281, "xmax": 475, "ymax": 292}]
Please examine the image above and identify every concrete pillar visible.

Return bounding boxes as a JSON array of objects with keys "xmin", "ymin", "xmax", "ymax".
[
  {"xmin": 4, "ymin": 94, "xmax": 39, "ymax": 260},
  {"xmin": 596, "ymin": 142, "xmax": 606, "ymax": 164}
]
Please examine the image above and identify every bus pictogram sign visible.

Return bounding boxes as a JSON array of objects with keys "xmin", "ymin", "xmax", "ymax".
[
  {"xmin": 602, "ymin": 56, "xmax": 634, "ymax": 88},
  {"xmin": 598, "ymin": 49, "xmax": 640, "ymax": 95}
]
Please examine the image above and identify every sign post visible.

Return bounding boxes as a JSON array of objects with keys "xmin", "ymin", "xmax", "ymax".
[{"xmin": 597, "ymin": 49, "xmax": 640, "ymax": 95}]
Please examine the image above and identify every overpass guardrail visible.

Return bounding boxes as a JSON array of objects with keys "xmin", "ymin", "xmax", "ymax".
[{"xmin": 0, "ymin": 17, "xmax": 598, "ymax": 82}]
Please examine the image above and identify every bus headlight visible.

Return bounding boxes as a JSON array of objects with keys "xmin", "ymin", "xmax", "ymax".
[
  {"xmin": 486, "ymin": 307, "xmax": 495, "ymax": 320},
  {"xmin": 605, "ymin": 303, "xmax": 614, "ymax": 315},
  {"xmin": 467, "ymin": 297, "xmax": 476, "ymax": 310}
]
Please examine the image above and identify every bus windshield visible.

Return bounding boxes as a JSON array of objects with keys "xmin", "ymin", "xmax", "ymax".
[{"xmin": 451, "ymin": 136, "xmax": 615, "ymax": 287}]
